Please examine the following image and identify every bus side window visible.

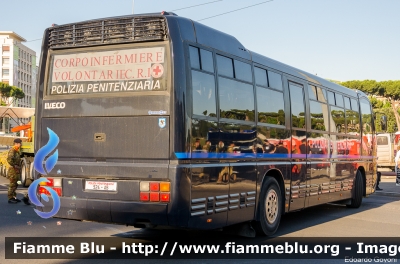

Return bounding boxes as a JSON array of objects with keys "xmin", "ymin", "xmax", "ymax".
[
  {"xmin": 189, "ymin": 46, "xmax": 200, "ymax": 69},
  {"xmin": 191, "ymin": 70, "xmax": 216, "ymax": 117},
  {"xmin": 360, "ymin": 98, "xmax": 373, "ymax": 134},
  {"xmin": 268, "ymin": 71, "xmax": 283, "ymax": 91},
  {"xmin": 327, "ymin": 91, "xmax": 335, "ymax": 105},
  {"xmin": 316, "ymin": 87, "xmax": 327, "ymax": 103},
  {"xmin": 257, "ymin": 87, "xmax": 285, "ymax": 126},
  {"xmin": 190, "ymin": 46, "xmax": 217, "ymax": 118},
  {"xmin": 200, "ymin": 49, "xmax": 214, "ymax": 73},
  {"xmin": 344, "ymin": 97, "xmax": 351, "ymax": 109},
  {"xmin": 308, "ymin": 85, "xmax": 317, "ymax": 100},
  {"xmin": 218, "ymin": 77, "xmax": 254, "ymax": 121},
  {"xmin": 346, "ymin": 108, "xmax": 360, "ymax": 134},
  {"xmin": 289, "ymin": 82, "xmax": 306, "ymax": 129},
  {"xmin": 330, "ymin": 106, "xmax": 346, "ymax": 133},
  {"xmin": 234, "ymin": 60, "xmax": 252, "ymax": 83},
  {"xmin": 309, "ymin": 100, "xmax": 329, "ymax": 132},
  {"xmin": 335, "ymin": 93, "xmax": 344, "ymax": 108},
  {"xmin": 189, "ymin": 46, "xmax": 214, "ymax": 73},
  {"xmin": 216, "ymin": 55, "xmax": 234, "ymax": 78}
]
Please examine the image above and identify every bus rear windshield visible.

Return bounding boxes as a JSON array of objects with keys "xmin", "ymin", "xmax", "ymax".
[{"xmin": 47, "ymin": 46, "xmax": 167, "ymax": 96}]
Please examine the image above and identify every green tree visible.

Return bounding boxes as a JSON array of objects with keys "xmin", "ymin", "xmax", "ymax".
[
  {"xmin": 0, "ymin": 82, "xmax": 25, "ymax": 106},
  {"xmin": 339, "ymin": 80, "xmax": 400, "ymax": 132},
  {"xmin": 0, "ymin": 82, "xmax": 12, "ymax": 105}
]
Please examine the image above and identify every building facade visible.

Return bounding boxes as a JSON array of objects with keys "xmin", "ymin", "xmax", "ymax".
[{"xmin": 0, "ymin": 31, "xmax": 37, "ymax": 133}]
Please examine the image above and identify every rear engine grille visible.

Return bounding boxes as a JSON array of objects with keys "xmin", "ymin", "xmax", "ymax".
[{"xmin": 49, "ymin": 16, "xmax": 167, "ymax": 48}]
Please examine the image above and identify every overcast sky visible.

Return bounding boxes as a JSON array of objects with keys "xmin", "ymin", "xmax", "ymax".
[{"xmin": 1, "ymin": 0, "xmax": 399, "ymax": 82}]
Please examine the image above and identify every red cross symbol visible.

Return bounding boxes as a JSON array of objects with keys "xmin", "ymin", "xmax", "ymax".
[{"xmin": 151, "ymin": 64, "xmax": 164, "ymax": 78}]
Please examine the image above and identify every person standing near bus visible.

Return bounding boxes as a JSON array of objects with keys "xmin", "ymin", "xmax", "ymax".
[
  {"xmin": 395, "ymin": 147, "xmax": 400, "ymax": 187},
  {"xmin": 7, "ymin": 139, "xmax": 31, "ymax": 204}
]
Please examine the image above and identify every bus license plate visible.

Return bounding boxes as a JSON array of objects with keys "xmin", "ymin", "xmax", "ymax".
[{"xmin": 85, "ymin": 181, "xmax": 117, "ymax": 191}]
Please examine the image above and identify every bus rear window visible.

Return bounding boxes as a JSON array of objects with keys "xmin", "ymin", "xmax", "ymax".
[
  {"xmin": 47, "ymin": 46, "xmax": 167, "ymax": 96},
  {"xmin": 377, "ymin": 136, "xmax": 388, "ymax": 145}
]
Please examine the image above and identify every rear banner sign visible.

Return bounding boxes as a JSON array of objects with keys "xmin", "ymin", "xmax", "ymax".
[{"xmin": 48, "ymin": 47, "xmax": 166, "ymax": 95}]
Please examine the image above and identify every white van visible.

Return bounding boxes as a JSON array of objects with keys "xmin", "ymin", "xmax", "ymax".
[{"xmin": 376, "ymin": 133, "xmax": 400, "ymax": 170}]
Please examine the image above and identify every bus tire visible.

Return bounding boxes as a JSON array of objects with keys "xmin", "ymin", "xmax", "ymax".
[
  {"xmin": 20, "ymin": 158, "xmax": 29, "ymax": 187},
  {"xmin": 254, "ymin": 177, "xmax": 282, "ymax": 236},
  {"xmin": 347, "ymin": 170, "xmax": 363, "ymax": 208}
]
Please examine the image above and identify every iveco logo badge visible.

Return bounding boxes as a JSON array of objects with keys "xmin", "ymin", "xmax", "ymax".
[
  {"xmin": 45, "ymin": 102, "xmax": 66, "ymax": 109},
  {"xmin": 158, "ymin": 117, "xmax": 166, "ymax": 128}
]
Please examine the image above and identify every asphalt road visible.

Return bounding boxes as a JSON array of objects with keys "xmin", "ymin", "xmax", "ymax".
[{"xmin": 1, "ymin": 175, "xmax": 400, "ymax": 264}]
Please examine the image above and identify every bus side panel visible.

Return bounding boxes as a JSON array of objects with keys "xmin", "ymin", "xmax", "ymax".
[
  {"xmin": 329, "ymin": 161, "xmax": 354, "ymax": 201},
  {"xmin": 167, "ymin": 165, "xmax": 192, "ymax": 228},
  {"xmin": 227, "ymin": 162, "xmax": 257, "ymax": 225},
  {"xmin": 256, "ymin": 162, "xmax": 290, "ymax": 215},
  {"xmin": 188, "ymin": 163, "xmax": 229, "ymax": 229}
]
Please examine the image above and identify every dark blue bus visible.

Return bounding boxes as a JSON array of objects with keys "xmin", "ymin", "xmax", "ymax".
[{"xmin": 34, "ymin": 12, "xmax": 377, "ymax": 236}]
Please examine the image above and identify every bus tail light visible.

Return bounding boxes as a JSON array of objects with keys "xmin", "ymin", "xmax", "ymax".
[
  {"xmin": 140, "ymin": 182, "xmax": 150, "ymax": 191},
  {"xmin": 53, "ymin": 178, "xmax": 62, "ymax": 187},
  {"xmin": 140, "ymin": 181, "xmax": 170, "ymax": 203},
  {"xmin": 160, "ymin": 193, "xmax": 170, "ymax": 202},
  {"xmin": 160, "ymin": 182, "xmax": 170, "ymax": 192},
  {"xmin": 149, "ymin": 182, "xmax": 160, "ymax": 192},
  {"xmin": 40, "ymin": 178, "xmax": 54, "ymax": 187},
  {"xmin": 150, "ymin": 192, "xmax": 159, "ymax": 202},
  {"xmin": 53, "ymin": 187, "xmax": 62, "ymax": 196},
  {"xmin": 140, "ymin": 192, "xmax": 150, "ymax": 201},
  {"xmin": 38, "ymin": 177, "xmax": 62, "ymax": 196},
  {"xmin": 39, "ymin": 186, "xmax": 50, "ymax": 195}
]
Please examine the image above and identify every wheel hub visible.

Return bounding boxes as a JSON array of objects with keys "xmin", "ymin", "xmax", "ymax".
[{"xmin": 265, "ymin": 189, "xmax": 278, "ymax": 224}]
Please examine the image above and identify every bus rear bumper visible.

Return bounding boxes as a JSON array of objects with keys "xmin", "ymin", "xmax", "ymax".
[{"xmin": 42, "ymin": 196, "xmax": 169, "ymax": 226}]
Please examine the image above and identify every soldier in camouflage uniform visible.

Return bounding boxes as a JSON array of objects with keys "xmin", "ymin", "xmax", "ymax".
[{"xmin": 7, "ymin": 138, "xmax": 30, "ymax": 204}]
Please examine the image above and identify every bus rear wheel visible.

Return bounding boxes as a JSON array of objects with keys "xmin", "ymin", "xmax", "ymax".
[
  {"xmin": 347, "ymin": 170, "xmax": 363, "ymax": 208},
  {"xmin": 254, "ymin": 177, "xmax": 282, "ymax": 236}
]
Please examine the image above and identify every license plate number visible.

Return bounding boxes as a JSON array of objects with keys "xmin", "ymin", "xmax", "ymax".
[{"xmin": 85, "ymin": 181, "xmax": 117, "ymax": 191}]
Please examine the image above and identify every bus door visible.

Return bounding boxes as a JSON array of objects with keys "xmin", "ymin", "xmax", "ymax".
[
  {"xmin": 290, "ymin": 133, "xmax": 308, "ymax": 211},
  {"xmin": 288, "ymin": 81, "xmax": 307, "ymax": 211},
  {"xmin": 306, "ymin": 136, "xmax": 331, "ymax": 207},
  {"xmin": 189, "ymin": 120, "xmax": 230, "ymax": 229},
  {"xmin": 218, "ymin": 122, "xmax": 257, "ymax": 226}
]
